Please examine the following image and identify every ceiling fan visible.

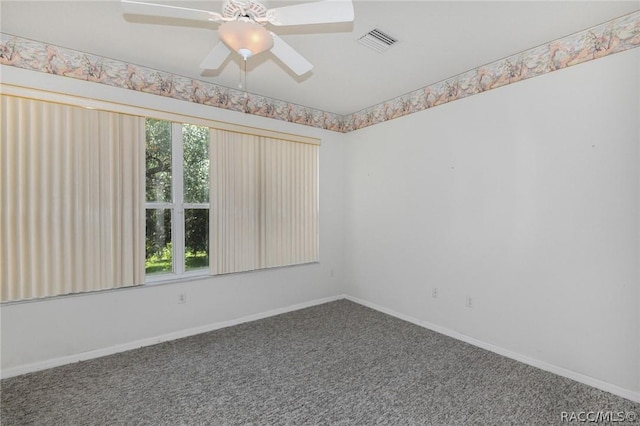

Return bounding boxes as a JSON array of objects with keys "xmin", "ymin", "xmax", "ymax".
[{"xmin": 122, "ymin": 0, "xmax": 354, "ymax": 76}]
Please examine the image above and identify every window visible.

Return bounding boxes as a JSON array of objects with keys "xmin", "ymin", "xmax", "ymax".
[
  {"xmin": 145, "ymin": 119, "xmax": 210, "ymax": 280},
  {"xmin": 1, "ymin": 87, "xmax": 319, "ymax": 302}
]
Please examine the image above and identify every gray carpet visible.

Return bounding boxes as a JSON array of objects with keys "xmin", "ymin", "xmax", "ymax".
[{"xmin": 1, "ymin": 300, "xmax": 638, "ymax": 425}]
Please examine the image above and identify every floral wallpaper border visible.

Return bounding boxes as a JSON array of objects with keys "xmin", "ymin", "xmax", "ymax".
[
  {"xmin": 0, "ymin": 33, "xmax": 345, "ymax": 132},
  {"xmin": 1, "ymin": 10, "xmax": 639, "ymax": 133},
  {"xmin": 344, "ymin": 10, "xmax": 640, "ymax": 132}
]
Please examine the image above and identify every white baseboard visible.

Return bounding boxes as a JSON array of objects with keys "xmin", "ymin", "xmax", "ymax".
[
  {"xmin": 343, "ymin": 294, "xmax": 640, "ymax": 404},
  {"xmin": 0, "ymin": 294, "xmax": 343, "ymax": 380}
]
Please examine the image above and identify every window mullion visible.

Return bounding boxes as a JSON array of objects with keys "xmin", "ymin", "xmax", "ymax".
[
  {"xmin": 183, "ymin": 203, "xmax": 210, "ymax": 209},
  {"xmin": 145, "ymin": 202, "xmax": 174, "ymax": 209},
  {"xmin": 172, "ymin": 123, "xmax": 186, "ymax": 276}
]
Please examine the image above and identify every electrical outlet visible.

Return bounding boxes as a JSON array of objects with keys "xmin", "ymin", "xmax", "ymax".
[
  {"xmin": 466, "ymin": 296, "xmax": 473, "ymax": 308},
  {"xmin": 432, "ymin": 288, "xmax": 439, "ymax": 298},
  {"xmin": 178, "ymin": 293, "xmax": 187, "ymax": 304}
]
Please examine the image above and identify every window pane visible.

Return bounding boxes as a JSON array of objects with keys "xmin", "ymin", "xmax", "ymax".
[
  {"xmin": 185, "ymin": 209, "xmax": 209, "ymax": 271},
  {"xmin": 146, "ymin": 209, "xmax": 173, "ymax": 275},
  {"xmin": 146, "ymin": 119, "xmax": 172, "ymax": 202},
  {"xmin": 183, "ymin": 124, "xmax": 209, "ymax": 204}
]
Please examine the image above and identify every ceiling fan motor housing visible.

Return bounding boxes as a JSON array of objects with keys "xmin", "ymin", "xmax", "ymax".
[{"xmin": 223, "ymin": 0, "xmax": 268, "ymax": 21}]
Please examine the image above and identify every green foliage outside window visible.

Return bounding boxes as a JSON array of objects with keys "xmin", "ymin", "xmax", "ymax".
[
  {"xmin": 183, "ymin": 124, "xmax": 210, "ymax": 204},
  {"xmin": 145, "ymin": 119, "xmax": 210, "ymax": 275},
  {"xmin": 183, "ymin": 124, "xmax": 210, "ymax": 264},
  {"xmin": 145, "ymin": 119, "xmax": 172, "ymax": 203}
]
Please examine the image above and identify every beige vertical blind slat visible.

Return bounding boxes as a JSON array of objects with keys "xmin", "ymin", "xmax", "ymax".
[
  {"xmin": 211, "ymin": 129, "xmax": 261, "ymax": 274},
  {"xmin": 0, "ymin": 95, "xmax": 145, "ymax": 302},
  {"xmin": 262, "ymin": 137, "xmax": 318, "ymax": 267},
  {"xmin": 210, "ymin": 129, "xmax": 318, "ymax": 275}
]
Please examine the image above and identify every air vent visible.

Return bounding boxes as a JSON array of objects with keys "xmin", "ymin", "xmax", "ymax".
[{"xmin": 358, "ymin": 28, "xmax": 398, "ymax": 53}]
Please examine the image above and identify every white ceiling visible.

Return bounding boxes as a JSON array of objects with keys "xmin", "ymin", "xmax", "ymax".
[{"xmin": 1, "ymin": 1, "xmax": 638, "ymax": 115}]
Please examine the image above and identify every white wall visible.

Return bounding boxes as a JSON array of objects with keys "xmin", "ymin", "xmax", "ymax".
[
  {"xmin": 2, "ymin": 48, "xmax": 639, "ymax": 400},
  {"xmin": 343, "ymin": 49, "xmax": 639, "ymax": 394},
  {"xmin": 0, "ymin": 66, "xmax": 346, "ymax": 374}
]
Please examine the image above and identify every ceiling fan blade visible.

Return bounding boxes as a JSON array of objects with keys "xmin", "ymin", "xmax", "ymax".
[
  {"xmin": 267, "ymin": 0, "xmax": 354, "ymax": 26},
  {"xmin": 269, "ymin": 33, "xmax": 313, "ymax": 76},
  {"xmin": 122, "ymin": 0, "xmax": 223, "ymax": 23},
  {"xmin": 200, "ymin": 42, "xmax": 232, "ymax": 70}
]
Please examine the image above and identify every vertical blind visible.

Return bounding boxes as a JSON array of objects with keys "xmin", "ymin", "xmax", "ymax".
[
  {"xmin": 0, "ymin": 95, "xmax": 145, "ymax": 302},
  {"xmin": 211, "ymin": 129, "xmax": 319, "ymax": 274}
]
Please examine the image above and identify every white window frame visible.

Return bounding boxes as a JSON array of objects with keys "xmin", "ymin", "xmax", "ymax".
[{"xmin": 145, "ymin": 122, "xmax": 210, "ymax": 283}]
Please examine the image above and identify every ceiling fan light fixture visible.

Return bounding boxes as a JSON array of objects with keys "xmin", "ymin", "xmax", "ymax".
[{"xmin": 218, "ymin": 20, "xmax": 273, "ymax": 59}]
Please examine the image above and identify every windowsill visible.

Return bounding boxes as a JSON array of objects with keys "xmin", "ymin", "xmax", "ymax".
[{"xmin": 145, "ymin": 271, "xmax": 212, "ymax": 286}]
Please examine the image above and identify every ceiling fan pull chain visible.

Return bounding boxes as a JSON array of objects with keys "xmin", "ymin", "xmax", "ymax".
[
  {"xmin": 243, "ymin": 57, "xmax": 247, "ymax": 93},
  {"xmin": 238, "ymin": 57, "xmax": 248, "ymax": 91},
  {"xmin": 238, "ymin": 58, "xmax": 244, "ymax": 90}
]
